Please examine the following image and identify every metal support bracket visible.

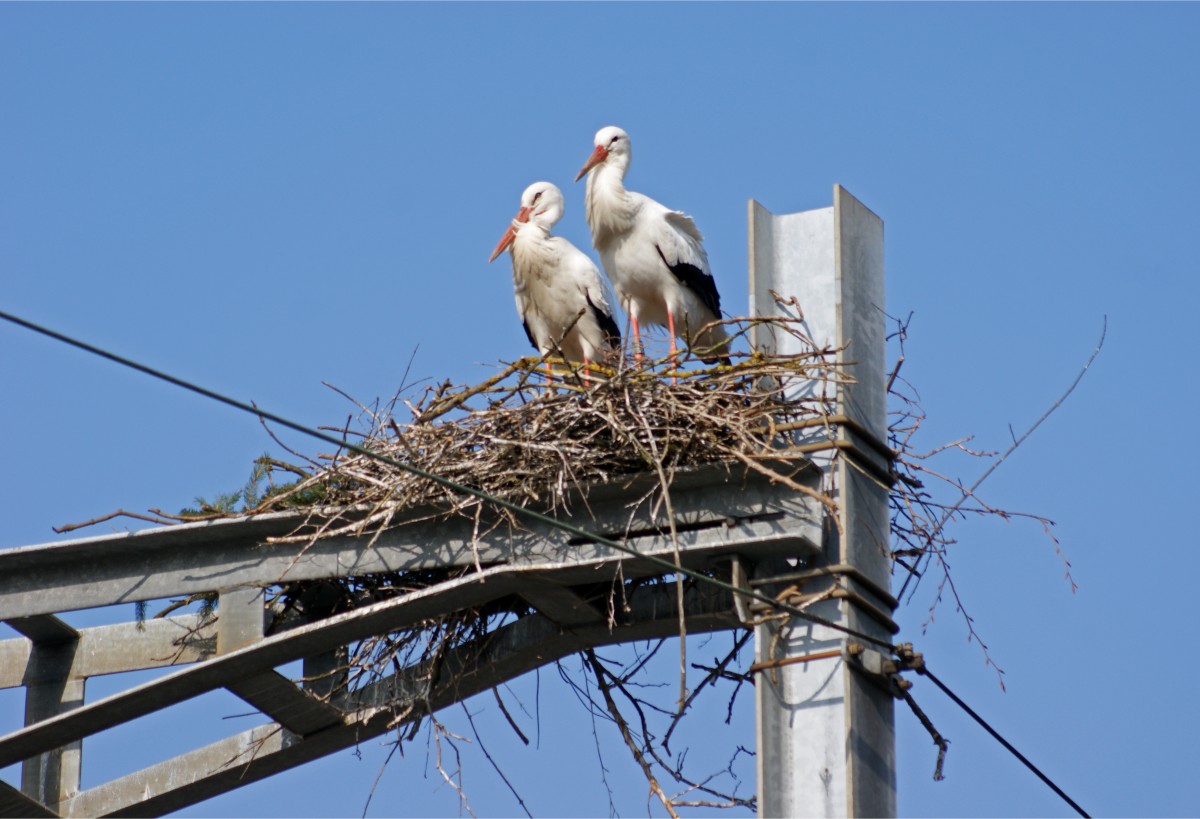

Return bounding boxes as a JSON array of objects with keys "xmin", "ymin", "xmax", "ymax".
[{"xmin": 846, "ymin": 642, "xmax": 926, "ymax": 700}]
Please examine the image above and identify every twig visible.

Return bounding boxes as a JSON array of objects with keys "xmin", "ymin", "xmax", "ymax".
[
  {"xmin": 899, "ymin": 316, "xmax": 1105, "ymax": 602},
  {"xmin": 361, "ymin": 740, "xmax": 401, "ymax": 818},
  {"xmin": 663, "ymin": 630, "xmax": 753, "ymax": 754},
  {"xmin": 53, "ymin": 508, "xmax": 177, "ymax": 533},
  {"xmin": 461, "ymin": 703, "xmax": 532, "ymax": 818},
  {"xmin": 585, "ymin": 649, "xmax": 681, "ymax": 819},
  {"xmin": 492, "ymin": 686, "xmax": 530, "ymax": 746}
]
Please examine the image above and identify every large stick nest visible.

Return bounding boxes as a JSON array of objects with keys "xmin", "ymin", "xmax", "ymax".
[{"xmin": 247, "ymin": 315, "xmax": 849, "ymax": 548}]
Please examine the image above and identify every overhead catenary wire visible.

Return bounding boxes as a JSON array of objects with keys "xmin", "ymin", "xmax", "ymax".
[
  {"xmin": 1, "ymin": 309, "xmax": 1093, "ymax": 818},
  {"xmin": 919, "ymin": 666, "xmax": 1091, "ymax": 819}
]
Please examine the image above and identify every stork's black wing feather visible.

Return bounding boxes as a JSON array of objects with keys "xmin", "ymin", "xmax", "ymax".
[
  {"xmin": 521, "ymin": 319, "xmax": 538, "ymax": 351},
  {"xmin": 586, "ymin": 292, "xmax": 621, "ymax": 349},
  {"xmin": 655, "ymin": 245, "xmax": 721, "ymax": 317}
]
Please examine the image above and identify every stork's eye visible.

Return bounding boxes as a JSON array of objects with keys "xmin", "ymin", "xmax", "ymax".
[
  {"xmin": 610, "ymin": 135, "xmax": 621, "ymax": 145},
  {"xmin": 531, "ymin": 192, "xmax": 542, "ymax": 204}
]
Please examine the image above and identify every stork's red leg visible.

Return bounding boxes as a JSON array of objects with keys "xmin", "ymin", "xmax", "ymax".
[
  {"xmin": 667, "ymin": 310, "xmax": 679, "ymax": 383},
  {"xmin": 631, "ymin": 315, "xmax": 644, "ymax": 363}
]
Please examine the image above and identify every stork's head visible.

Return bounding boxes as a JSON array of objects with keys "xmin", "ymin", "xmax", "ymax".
[
  {"xmin": 488, "ymin": 181, "xmax": 564, "ymax": 263},
  {"xmin": 575, "ymin": 125, "xmax": 630, "ymax": 182},
  {"xmin": 520, "ymin": 181, "xmax": 564, "ymax": 228}
]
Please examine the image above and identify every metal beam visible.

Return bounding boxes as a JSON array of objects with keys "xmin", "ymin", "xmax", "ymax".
[
  {"xmin": 0, "ymin": 615, "xmax": 221, "ymax": 690},
  {"xmin": 216, "ymin": 587, "xmax": 265, "ymax": 655},
  {"xmin": 225, "ymin": 671, "xmax": 343, "ymax": 737},
  {"xmin": 0, "ymin": 780, "xmax": 55, "ymax": 819},
  {"xmin": 749, "ymin": 187, "xmax": 896, "ymax": 817},
  {"xmin": 0, "ymin": 462, "xmax": 820, "ymax": 619},
  {"xmin": 0, "ymin": 570, "xmax": 519, "ymax": 770},
  {"xmin": 14, "ymin": 621, "xmax": 84, "ymax": 810},
  {"xmin": 21, "ymin": 672, "xmax": 83, "ymax": 809},
  {"xmin": 517, "ymin": 576, "xmax": 605, "ymax": 627},
  {"xmin": 4, "ymin": 616, "xmax": 78, "ymax": 646}
]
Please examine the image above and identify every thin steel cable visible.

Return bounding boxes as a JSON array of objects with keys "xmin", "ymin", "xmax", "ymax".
[
  {"xmin": 920, "ymin": 666, "xmax": 1090, "ymax": 818},
  {"xmin": 0, "ymin": 308, "xmax": 894, "ymax": 651},
  {"xmin": 5, "ymin": 309, "xmax": 1093, "ymax": 817}
]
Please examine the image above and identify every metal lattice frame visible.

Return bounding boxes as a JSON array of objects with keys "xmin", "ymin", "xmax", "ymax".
[{"xmin": 0, "ymin": 462, "xmax": 823, "ymax": 817}]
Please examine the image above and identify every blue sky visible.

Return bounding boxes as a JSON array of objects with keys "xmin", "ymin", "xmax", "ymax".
[{"xmin": 2, "ymin": 3, "xmax": 1198, "ymax": 816}]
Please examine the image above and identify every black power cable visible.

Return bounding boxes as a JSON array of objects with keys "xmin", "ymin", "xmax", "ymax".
[
  {"xmin": 920, "ymin": 667, "xmax": 1090, "ymax": 818},
  {"xmin": 2, "ymin": 308, "xmax": 1093, "ymax": 817}
]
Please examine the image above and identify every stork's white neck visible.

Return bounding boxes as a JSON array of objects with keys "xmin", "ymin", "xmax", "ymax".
[
  {"xmin": 584, "ymin": 157, "xmax": 635, "ymax": 252},
  {"xmin": 511, "ymin": 219, "xmax": 557, "ymax": 276},
  {"xmin": 513, "ymin": 217, "xmax": 554, "ymax": 247}
]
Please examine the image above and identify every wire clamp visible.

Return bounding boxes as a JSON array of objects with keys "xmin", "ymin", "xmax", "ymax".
[{"xmin": 846, "ymin": 641, "xmax": 918, "ymax": 698}]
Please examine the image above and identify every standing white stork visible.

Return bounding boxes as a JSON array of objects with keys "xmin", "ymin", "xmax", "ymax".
[
  {"xmin": 488, "ymin": 181, "xmax": 621, "ymax": 373},
  {"xmin": 575, "ymin": 125, "xmax": 730, "ymax": 364}
]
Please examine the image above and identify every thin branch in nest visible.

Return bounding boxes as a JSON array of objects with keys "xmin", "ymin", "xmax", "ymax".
[
  {"xmin": 492, "ymin": 686, "xmax": 530, "ymax": 746},
  {"xmin": 253, "ymin": 401, "xmax": 324, "ymax": 473},
  {"xmin": 429, "ymin": 717, "xmax": 476, "ymax": 818},
  {"xmin": 557, "ymin": 659, "xmax": 620, "ymax": 816},
  {"xmin": 623, "ymin": 381, "xmax": 690, "ymax": 711},
  {"xmin": 361, "ymin": 740, "xmax": 402, "ymax": 819},
  {"xmin": 897, "ymin": 316, "xmax": 1104, "ymax": 603},
  {"xmin": 663, "ymin": 629, "xmax": 753, "ymax": 754},
  {"xmin": 53, "ymin": 508, "xmax": 178, "ymax": 534},
  {"xmin": 461, "ymin": 702, "xmax": 533, "ymax": 819},
  {"xmin": 586, "ymin": 649, "xmax": 681, "ymax": 819}
]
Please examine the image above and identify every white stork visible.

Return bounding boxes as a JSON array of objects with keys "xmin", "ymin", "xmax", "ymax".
[
  {"xmin": 488, "ymin": 181, "xmax": 621, "ymax": 373},
  {"xmin": 575, "ymin": 125, "xmax": 730, "ymax": 364}
]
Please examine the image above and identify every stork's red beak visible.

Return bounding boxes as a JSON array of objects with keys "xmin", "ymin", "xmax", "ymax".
[
  {"xmin": 574, "ymin": 144, "xmax": 608, "ymax": 182},
  {"xmin": 488, "ymin": 206, "xmax": 532, "ymax": 263}
]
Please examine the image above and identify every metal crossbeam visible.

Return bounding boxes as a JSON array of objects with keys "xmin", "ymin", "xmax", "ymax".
[
  {"xmin": 225, "ymin": 671, "xmax": 344, "ymax": 737},
  {"xmin": 4, "ymin": 616, "xmax": 78, "ymax": 646},
  {"xmin": 0, "ymin": 614, "xmax": 216, "ymax": 690},
  {"xmin": 0, "ymin": 780, "xmax": 55, "ymax": 818},
  {"xmin": 516, "ymin": 576, "xmax": 606, "ymax": 626},
  {"xmin": 0, "ymin": 570, "xmax": 522, "ymax": 770},
  {"xmin": 0, "ymin": 463, "xmax": 816, "ymax": 619},
  {"xmin": 0, "ymin": 526, "xmax": 813, "ymax": 771}
]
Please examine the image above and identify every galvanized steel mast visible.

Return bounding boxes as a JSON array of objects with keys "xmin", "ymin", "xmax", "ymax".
[{"xmin": 749, "ymin": 187, "xmax": 896, "ymax": 817}]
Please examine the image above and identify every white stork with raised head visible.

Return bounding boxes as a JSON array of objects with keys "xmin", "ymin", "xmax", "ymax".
[
  {"xmin": 489, "ymin": 181, "xmax": 621, "ymax": 372},
  {"xmin": 575, "ymin": 125, "xmax": 729, "ymax": 364}
]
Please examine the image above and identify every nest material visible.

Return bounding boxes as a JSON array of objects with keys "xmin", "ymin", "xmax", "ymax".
[{"xmin": 251, "ymin": 316, "xmax": 850, "ymax": 549}]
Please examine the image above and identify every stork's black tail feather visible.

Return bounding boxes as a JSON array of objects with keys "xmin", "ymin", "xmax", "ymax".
[{"xmin": 586, "ymin": 292, "xmax": 622, "ymax": 351}]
